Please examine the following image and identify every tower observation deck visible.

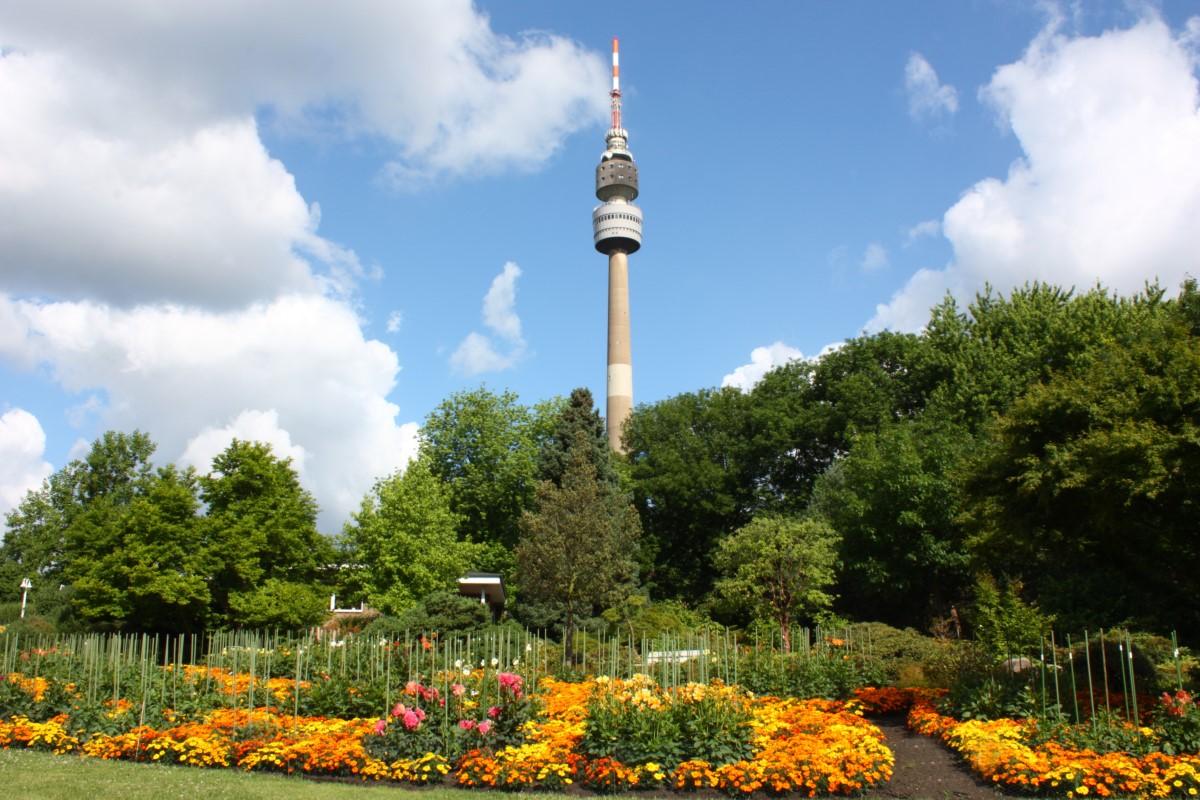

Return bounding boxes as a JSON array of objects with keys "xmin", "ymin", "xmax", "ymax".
[{"xmin": 594, "ymin": 37, "xmax": 642, "ymax": 453}]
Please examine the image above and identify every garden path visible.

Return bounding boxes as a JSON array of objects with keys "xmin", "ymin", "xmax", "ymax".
[{"xmin": 864, "ymin": 717, "xmax": 1013, "ymax": 800}]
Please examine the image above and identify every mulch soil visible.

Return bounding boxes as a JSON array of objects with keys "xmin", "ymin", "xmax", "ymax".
[{"xmin": 863, "ymin": 716, "xmax": 1014, "ymax": 800}]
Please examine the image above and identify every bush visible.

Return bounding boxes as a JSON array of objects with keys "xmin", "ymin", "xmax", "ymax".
[{"xmin": 580, "ymin": 680, "xmax": 753, "ymax": 768}]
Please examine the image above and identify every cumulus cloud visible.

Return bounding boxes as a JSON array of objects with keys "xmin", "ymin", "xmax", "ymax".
[
  {"xmin": 0, "ymin": 2, "xmax": 606, "ymax": 306},
  {"xmin": 905, "ymin": 53, "xmax": 959, "ymax": 119},
  {"xmin": 0, "ymin": 293, "xmax": 420, "ymax": 531},
  {"xmin": 451, "ymin": 262, "xmax": 527, "ymax": 375},
  {"xmin": 181, "ymin": 409, "xmax": 308, "ymax": 475},
  {"xmin": 385, "ymin": 310, "xmax": 404, "ymax": 334},
  {"xmin": 0, "ymin": 408, "xmax": 54, "ymax": 523},
  {"xmin": 861, "ymin": 243, "xmax": 889, "ymax": 272},
  {"xmin": 871, "ymin": 15, "xmax": 1200, "ymax": 333},
  {"xmin": 0, "ymin": 3, "xmax": 604, "ymax": 529},
  {"xmin": 722, "ymin": 342, "xmax": 806, "ymax": 391}
]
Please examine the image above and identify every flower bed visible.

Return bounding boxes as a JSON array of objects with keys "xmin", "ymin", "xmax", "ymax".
[
  {"xmin": 0, "ymin": 670, "xmax": 892, "ymax": 795},
  {"xmin": 888, "ymin": 689, "xmax": 1200, "ymax": 798}
]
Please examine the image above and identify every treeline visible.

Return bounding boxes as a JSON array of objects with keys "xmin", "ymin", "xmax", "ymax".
[
  {"xmin": 627, "ymin": 280, "xmax": 1200, "ymax": 638},
  {"xmin": 4, "ymin": 280, "xmax": 1199, "ymax": 640},
  {"xmin": 0, "ymin": 435, "xmax": 333, "ymax": 631}
]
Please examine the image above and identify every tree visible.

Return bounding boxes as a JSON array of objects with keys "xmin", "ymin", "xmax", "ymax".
[
  {"xmin": 538, "ymin": 387, "xmax": 617, "ymax": 489},
  {"xmin": 200, "ymin": 439, "xmax": 332, "ymax": 625},
  {"xmin": 1, "ymin": 431, "xmax": 160, "ymax": 629},
  {"xmin": 624, "ymin": 388, "xmax": 754, "ymax": 599},
  {"xmin": 343, "ymin": 454, "xmax": 478, "ymax": 616},
  {"xmin": 960, "ymin": 295, "xmax": 1200, "ymax": 637},
  {"xmin": 810, "ymin": 417, "xmax": 973, "ymax": 627},
  {"xmin": 225, "ymin": 578, "xmax": 329, "ymax": 630},
  {"xmin": 66, "ymin": 465, "xmax": 209, "ymax": 632},
  {"xmin": 712, "ymin": 515, "xmax": 838, "ymax": 652},
  {"xmin": 516, "ymin": 432, "xmax": 640, "ymax": 663},
  {"xmin": 422, "ymin": 388, "xmax": 555, "ymax": 552}
]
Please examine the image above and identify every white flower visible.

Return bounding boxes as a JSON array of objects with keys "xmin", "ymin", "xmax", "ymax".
[
  {"xmin": 479, "ymin": 659, "xmax": 485, "ymax": 667},
  {"xmin": 525, "ymin": 643, "xmax": 533, "ymax": 652},
  {"xmin": 490, "ymin": 657, "xmax": 499, "ymax": 667},
  {"xmin": 463, "ymin": 667, "xmax": 471, "ymax": 676},
  {"xmin": 512, "ymin": 658, "xmax": 520, "ymax": 667},
  {"xmin": 454, "ymin": 659, "xmax": 463, "ymax": 668}
]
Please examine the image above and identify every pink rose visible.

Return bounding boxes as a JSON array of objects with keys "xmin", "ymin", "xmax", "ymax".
[
  {"xmin": 391, "ymin": 702, "xmax": 405, "ymax": 718},
  {"xmin": 497, "ymin": 672, "xmax": 523, "ymax": 697},
  {"xmin": 451, "ymin": 683, "xmax": 467, "ymax": 697},
  {"xmin": 414, "ymin": 706, "xmax": 426, "ymax": 721},
  {"xmin": 487, "ymin": 705, "xmax": 501, "ymax": 719},
  {"xmin": 405, "ymin": 680, "xmax": 421, "ymax": 695},
  {"xmin": 477, "ymin": 720, "xmax": 493, "ymax": 735},
  {"xmin": 373, "ymin": 719, "xmax": 387, "ymax": 735},
  {"xmin": 458, "ymin": 719, "xmax": 476, "ymax": 730},
  {"xmin": 402, "ymin": 709, "xmax": 422, "ymax": 731}
]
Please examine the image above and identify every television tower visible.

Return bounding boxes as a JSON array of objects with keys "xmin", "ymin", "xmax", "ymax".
[{"xmin": 593, "ymin": 37, "xmax": 642, "ymax": 453}]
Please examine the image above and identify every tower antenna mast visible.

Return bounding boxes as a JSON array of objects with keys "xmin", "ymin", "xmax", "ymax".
[
  {"xmin": 610, "ymin": 38, "xmax": 622, "ymax": 130},
  {"xmin": 592, "ymin": 36, "xmax": 642, "ymax": 453}
]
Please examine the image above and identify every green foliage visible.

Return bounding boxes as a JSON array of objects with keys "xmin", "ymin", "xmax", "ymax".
[
  {"xmin": 812, "ymin": 417, "xmax": 972, "ymax": 626},
  {"xmin": 942, "ymin": 668, "xmax": 1036, "ymax": 722},
  {"xmin": 392, "ymin": 591, "xmax": 493, "ymax": 637},
  {"xmin": 538, "ymin": 387, "xmax": 617, "ymax": 488},
  {"xmin": 226, "ymin": 579, "xmax": 328, "ymax": 630},
  {"xmin": 581, "ymin": 689, "xmax": 753, "ymax": 768},
  {"xmin": 713, "ymin": 515, "xmax": 837, "ymax": 651},
  {"xmin": 422, "ymin": 387, "xmax": 556, "ymax": 551},
  {"xmin": 624, "ymin": 388, "xmax": 754, "ymax": 599},
  {"xmin": 516, "ymin": 432, "xmax": 641, "ymax": 662},
  {"xmin": 1153, "ymin": 690, "xmax": 1200, "ymax": 755},
  {"xmin": 343, "ymin": 455, "xmax": 478, "ymax": 617},
  {"xmin": 737, "ymin": 650, "xmax": 887, "ymax": 699},
  {"xmin": 601, "ymin": 597, "xmax": 718, "ymax": 642},
  {"xmin": 961, "ymin": 288, "xmax": 1200, "ymax": 635},
  {"xmin": 1029, "ymin": 709, "xmax": 1160, "ymax": 756},
  {"xmin": 967, "ymin": 575, "xmax": 1053, "ymax": 662}
]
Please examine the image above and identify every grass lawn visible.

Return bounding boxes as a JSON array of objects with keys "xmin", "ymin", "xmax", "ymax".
[{"xmin": 0, "ymin": 749, "xmax": 565, "ymax": 800}]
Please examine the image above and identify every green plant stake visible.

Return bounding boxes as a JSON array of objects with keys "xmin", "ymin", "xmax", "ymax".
[
  {"xmin": 1127, "ymin": 634, "xmax": 1139, "ymax": 723},
  {"xmin": 1067, "ymin": 633, "xmax": 1080, "ymax": 723},
  {"xmin": 1084, "ymin": 630, "xmax": 1096, "ymax": 730}
]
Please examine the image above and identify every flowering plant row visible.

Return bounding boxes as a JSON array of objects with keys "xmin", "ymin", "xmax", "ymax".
[
  {"xmin": 901, "ymin": 692, "xmax": 1200, "ymax": 798},
  {"xmin": 0, "ymin": 670, "xmax": 892, "ymax": 795}
]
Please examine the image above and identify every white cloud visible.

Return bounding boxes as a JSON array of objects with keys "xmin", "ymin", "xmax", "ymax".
[
  {"xmin": 0, "ymin": 293, "xmax": 420, "ymax": 531},
  {"xmin": 482, "ymin": 262, "xmax": 524, "ymax": 342},
  {"xmin": 181, "ymin": 409, "xmax": 308, "ymax": 475},
  {"xmin": 861, "ymin": 243, "xmax": 889, "ymax": 272},
  {"xmin": 451, "ymin": 262, "xmax": 527, "ymax": 375},
  {"xmin": 905, "ymin": 53, "xmax": 959, "ymax": 119},
  {"xmin": 905, "ymin": 219, "xmax": 941, "ymax": 245},
  {"xmin": 722, "ymin": 342, "xmax": 806, "ymax": 391},
  {"xmin": 872, "ymin": 15, "xmax": 1200, "ymax": 332},
  {"xmin": 0, "ymin": 2, "xmax": 606, "ymax": 306},
  {"xmin": 0, "ymin": 409, "xmax": 53, "ymax": 523},
  {"xmin": 385, "ymin": 310, "xmax": 404, "ymax": 334}
]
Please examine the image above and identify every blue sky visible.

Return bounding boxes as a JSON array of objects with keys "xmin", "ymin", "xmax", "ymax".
[{"xmin": 2, "ymin": 1, "xmax": 1199, "ymax": 531}]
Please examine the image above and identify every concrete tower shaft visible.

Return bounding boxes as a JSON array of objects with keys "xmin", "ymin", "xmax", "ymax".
[{"xmin": 592, "ymin": 37, "xmax": 641, "ymax": 453}]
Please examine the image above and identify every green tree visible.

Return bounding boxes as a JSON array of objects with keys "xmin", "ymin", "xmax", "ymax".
[
  {"xmin": 516, "ymin": 433, "xmax": 640, "ymax": 663},
  {"xmin": 422, "ymin": 388, "xmax": 554, "ymax": 552},
  {"xmin": 960, "ymin": 292, "xmax": 1200, "ymax": 636},
  {"xmin": 66, "ymin": 465, "xmax": 208, "ymax": 632},
  {"xmin": 226, "ymin": 578, "xmax": 329, "ymax": 630},
  {"xmin": 624, "ymin": 388, "xmax": 754, "ymax": 599},
  {"xmin": 810, "ymin": 417, "xmax": 973, "ymax": 627},
  {"xmin": 538, "ymin": 387, "xmax": 617, "ymax": 488},
  {"xmin": 200, "ymin": 439, "xmax": 332, "ymax": 625},
  {"xmin": 1, "ymin": 431, "xmax": 160, "ymax": 629},
  {"xmin": 712, "ymin": 514, "xmax": 838, "ymax": 652},
  {"xmin": 343, "ymin": 454, "xmax": 478, "ymax": 616}
]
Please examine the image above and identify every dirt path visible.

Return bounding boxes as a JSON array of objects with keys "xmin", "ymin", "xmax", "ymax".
[{"xmin": 863, "ymin": 717, "xmax": 1013, "ymax": 800}]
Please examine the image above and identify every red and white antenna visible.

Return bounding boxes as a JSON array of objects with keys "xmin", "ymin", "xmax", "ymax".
[{"xmin": 610, "ymin": 37, "xmax": 622, "ymax": 130}]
